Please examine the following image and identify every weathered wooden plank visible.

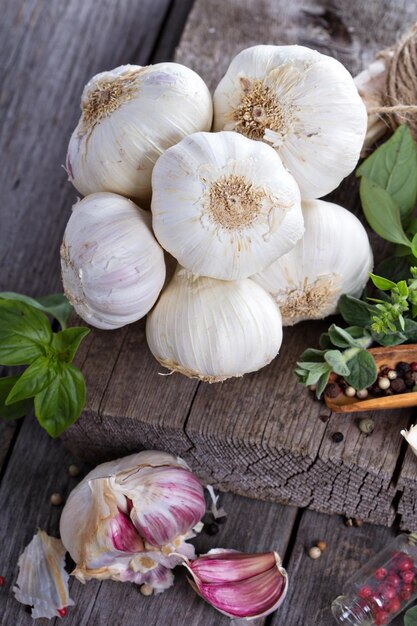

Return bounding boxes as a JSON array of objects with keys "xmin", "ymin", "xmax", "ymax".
[
  {"xmin": 397, "ymin": 446, "xmax": 417, "ymax": 530},
  {"xmin": 274, "ymin": 510, "xmax": 401, "ymax": 626}
]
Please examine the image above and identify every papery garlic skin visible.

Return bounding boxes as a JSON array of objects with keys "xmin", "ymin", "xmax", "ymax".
[
  {"xmin": 13, "ymin": 530, "xmax": 74, "ymax": 619},
  {"xmin": 151, "ymin": 131, "xmax": 303, "ymax": 280},
  {"xmin": 401, "ymin": 424, "xmax": 417, "ymax": 457},
  {"xmin": 146, "ymin": 266, "xmax": 283, "ymax": 382},
  {"xmin": 67, "ymin": 63, "xmax": 213, "ymax": 206},
  {"xmin": 184, "ymin": 549, "xmax": 288, "ymax": 620},
  {"xmin": 59, "ymin": 450, "xmax": 205, "ymax": 592},
  {"xmin": 213, "ymin": 45, "xmax": 367, "ymax": 199},
  {"xmin": 61, "ymin": 192, "xmax": 166, "ymax": 329},
  {"xmin": 253, "ymin": 199, "xmax": 373, "ymax": 326}
]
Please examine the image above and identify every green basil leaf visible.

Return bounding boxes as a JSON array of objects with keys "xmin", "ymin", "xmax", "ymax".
[
  {"xmin": 344, "ymin": 349, "xmax": 378, "ymax": 390},
  {"xmin": 324, "ymin": 350, "xmax": 351, "ymax": 376},
  {"xmin": 404, "ymin": 604, "xmax": 417, "ymax": 626},
  {"xmin": 0, "ymin": 300, "xmax": 52, "ymax": 365},
  {"xmin": 295, "ymin": 362, "xmax": 329, "ymax": 374},
  {"xmin": 51, "ymin": 327, "xmax": 90, "ymax": 362},
  {"xmin": 299, "ymin": 348, "xmax": 325, "ymax": 363},
  {"xmin": 34, "ymin": 363, "xmax": 86, "ymax": 437},
  {"xmin": 316, "ymin": 371, "xmax": 331, "ymax": 399},
  {"xmin": 6, "ymin": 356, "xmax": 56, "ymax": 404},
  {"xmin": 369, "ymin": 273, "xmax": 397, "ymax": 291},
  {"xmin": 0, "ymin": 375, "xmax": 33, "ymax": 420},
  {"xmin": 305, "ymin": 369, "xmax": 326, "ymax": 386},
  {"xmin": 360, "ymin": 178, "xmax": 411, "ymax": 246},
  {"xmin": 356, "ymin": 125, "xmax": 417, "ymax": 221},
  {"xmin": 319, "ymin": 333, "xmax": 334, "ymax": 350},
  {"xmin": 328, "ymin": 325, "xmax": 357, "ymax": 348},
  {"xmin": 0, "ymin": 292, "xmax": 73, "ymax": 329},
  {"xmin": 338, "ymin": 294, "xmax": 376, "ymax": 327}
]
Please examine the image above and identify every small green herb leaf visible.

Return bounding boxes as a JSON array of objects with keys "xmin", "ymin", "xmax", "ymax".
[
  {"xmin": 0, "ymin": 292, "xmax": 73, "ymax": 329},
  {"xmin": 412, "ymin": 233, "xmax": 417, "ymax": 259},
  {"xmin": 359, "ymin": 178, "xmax": 411, "ymax": 247},
  {"xmin": 356, "ymin": 125, "xmax": 417, "ymax": 222},
  {"xmin": 0, "ymin": 376, "xmax": 33, "ymax": 420},
  {"xmin": 338, "ymin": 295, "xmax": 376, "ymax": 327},
  {"xmin": 369, "ymin": 273, "xmax": 397, "ymax": 291},
  {"xmin": 324, "ymin": 350, "xmax": 351, "ymax": 376},
  {"xmin": 0, "ymin": 300, "xmax": 52, "ymax": 365},
  {"xmin": 51, "ymin": 327, "xmax": 90, "ymax": 362},
  {"xmin": 404, "ymin": 605, "xmax": 417, "ymax": 626},
  {"xmin": 344, "ymin": 349, "xmax": 378, "ymax": 390},
  {"xmin": 34, "ymin": 362, "xmax": 86, "ymax": 437},
  {"xmin": 316, "ymin": 371, "xmax": 331, "ymax": 399},
  {"xmin": 328, "ymin": 325, "xmax": 356, "ymax": 348},
  {"xmin": 6, "ymin": 356, "xmax": 56, "ymax": 404}
]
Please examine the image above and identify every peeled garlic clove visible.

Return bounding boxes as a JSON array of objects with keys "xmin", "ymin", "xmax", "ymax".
[
  {"xmin": 401, "ymin": 424, "xmax": 417, "ymax": 457},
  {"xmin": 213, "ymin": 45, "xmax": 367, "ymax": 199},
  {"xmin": 184, "ymin": 549, "xmax": 288, "ymax": 620},
  {"xmin": 13, "ymin": 530, "xmax": 74, "ymax": 619},
  {"xmin": 151, "ymin": 131, "xmax": 303, "ymax": 280},
  {"xmin": 61, "ymin": 192, "xmax": 166, "ymax": 329},
  {"xmin": 252, "ymin": 199, "xmax": 373, "ymax": 326},
  {"xmin": 67, "ymin": 63, "xmax": 213, "ymax": 207},
  {"xmin": 59, "ymin": 450, "xmax": 205, "ymax": 587},
  {"xmin": 146, "ymin": 266, "xmax": 283, "ymax": 382}
]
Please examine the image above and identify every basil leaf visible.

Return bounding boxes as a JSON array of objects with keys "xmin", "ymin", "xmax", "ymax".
[
  {"xmin": 369, "ymin": 273, "xmax": 397, "ymax": 291},
  {"xmin": 316, "ymin": 371, "xmax": 331, "ymax": 399},
  {"xmin": 356, "ymin": 125, "xmax": 417, "ymax": 221},
  {"xmin": 319, "ymin": 333, "xmax": 334, "ymax": 350},
  {"xmin": 0, "ymin": 375, "xmax": 33, "ymax": 420},
  {"xmin": 324, "ymin": 350, "xmax": 351, "ymax": 376},
  {"xmin": 0, "ymin": 300, "xmax": 52, "ymax": 365},
  {"xmin": 328, "ymin": 325, "xmax": 357, "ymax": 348},
  {"xmin": 344, "ymin": 349, "xmax": 378, "ymax": 390},
  {"xmin": 51, "ymin": 327, "xmax": 90, "ymax": 362},
  {"xmin": 360, "ymin": 178, "xmax": 411, "ymax": 247},
  {"xmin": 0, "ymin": 292, "xmax": 72, "ymax": 329},
  {"xmin": 299, "ymin": 348, "xmax": 325, "ymax": 363},
  {"xmin": 404, "ymin": 605, "xmax": 417, "ymax": 626},
  {"xmin": 34, "ymin": 363, "xmax": 86, "ymax": 437},
  {"xmin": 295, "ymin": 362, "xmax": 329, "ymax": 374},
  {"xmin": 338, "ymin": 295, "xmax": 376, "ymax": 327},
  {"xmin": 6, "ymin": 356, "xmax": 56, "ymax": 404}
]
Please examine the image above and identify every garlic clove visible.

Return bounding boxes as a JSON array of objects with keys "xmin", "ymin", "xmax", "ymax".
[
  {"xmin": 252, "ymin": 199, "xmax": 373, "ymax": 326},
  {"xmin": 213, "ymin": 45, "xmax": 367, "ymax": 199},
  {"xmin": 146, "ymin": 265, "xmax": 283, "ymax": 382},
  {"xmin": 184, "ymin": 549, "xmax": 288, "ymax": 620},
  {"xmin": 67, "ymin": 63, "xmax": 213, "ymax": 207},
  {"xmin": 13, "ymin": 530, "xmax": 74, "ymax": 619},
  {"xmin": 61, "ymin": 192, "xmax": 166, "ymax": 329},
  {"xmin": 151, "ymin": 131, "xmax": 303, "ymax": 281},
  {"xmin": 401, "ymin": 424, "xmax": 417, "ymax": 457}
]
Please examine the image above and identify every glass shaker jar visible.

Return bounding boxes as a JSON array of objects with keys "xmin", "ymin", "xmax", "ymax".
[{"xmin": 332, "ymin": 533, "xmax": 417, "ymax": 626}]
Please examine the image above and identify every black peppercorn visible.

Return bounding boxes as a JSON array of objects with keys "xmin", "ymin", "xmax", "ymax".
[
  {"xmin": 404, "ymin": 371, "xmax": 417, "ymax": 388},
  {"xmin": 205, "ymin": 522, "xmax": 219, "ymax": 536},
  {"xmin": 397, "ymin": 361, "xmax": 411, "ymax": 376},
  {"xmin": 332, "ymin": 432, "xmax": 344, "ymax": 443},
  {"xmin": 325, "ymin": 383, "xmax": 341, "ymax": 398},
  {"xmin": 390, "ymin": 377, "xmax": 406, "ymax": 394},
  {"xmin": 369, "ymin": 384, "xmax": 383, "ymax": 396}
]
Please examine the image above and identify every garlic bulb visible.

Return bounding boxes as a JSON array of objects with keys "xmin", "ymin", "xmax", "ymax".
[
  {"xmin": 146, "ymin": 266, "xmax": 283, "ymax": 382},
  {"xmin": 66, "ymin": 63, "xmax": 213, "ymax": 206},
  {"xmin": 151, "ymin": 131, "xmax": 303, "ymax": 280},
  {"xmin": 213, "ymin": 45, "xmax": 367, "ymax": 199},
  {"xmin": 59, "ymin": 450, "xmax": 205, "ymax": 593},
  {"xmin": 401, "ymin": 424, "xmax": 417, "ymax": 457},
  {"xmin": 253, "ymin": 199, "xmax": 373, "ymax": 326},
  {"xmin": 61, "ymin": 192, "xmax": 165, "ymax": 329}
]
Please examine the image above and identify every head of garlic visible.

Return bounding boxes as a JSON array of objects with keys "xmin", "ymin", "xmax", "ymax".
[
  {"xmin": 146, "ymin": 266, "xmax": 283, "ymax": 382},
  {"xmin": 61, "ymin": 192, "xmax": 166, "ymax": 329},
  {"xmin": 66, "ymin": 63, "xmax": 213, "ymax": 207},
  {"xmin": 401, "ymin": 424, "xmax": 417, "ymax": 457},
  {"xmin": 213, "ymin": 45, "xmax": 367, "ymax": 199},
  {"xmin": 252, "ymin": 199, "xmax": 373, "ymax": 326},
  {"xmin": 151, "ymin": 131, "xmax": 303, "ymax": 281},
  {"xmin": 59, "ymin": 450, "xmax": 205, "ymax": 594}
]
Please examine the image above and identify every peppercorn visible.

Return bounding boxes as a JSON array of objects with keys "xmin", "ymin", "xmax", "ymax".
[
  {"xmin": 378, "ymin": 376, "xmax": 390, "ymax": 390},
  {"xmin": 308, "ymin": 546, "xmax": 322, "ymax": 559},
  {"xmin": 332, "ymin": 432, "xmax": 344, "ymax": 443},
  {"xmin": 140, "ymin": 583, "xmax": 154, "ymax": 596},
  {"xmin": 344, "ymin": 517, "xmax": 354, "ymax": 527},
  {"xmin": 329, "ymin": 372, "xmax": 338, "ymax": 383},
  {"xmin": 325, "ymin": 383, "xmax": 342, "ymax": 398},
  {"xmin": 353, "ymin": 518, "xmax": 363, "ymax": 528},
  {"xmin": 57, "ymin": 608, "xmax": 68, "ymax": 617},
  {"xmin": 380, "ymin": 365, "xmax": 390, "ymax": 376},
  {"xmin": 50, "ymin": 493, "xmax": 63, "ymax": 506},
  {"xmin": 344, "ymin": 386, "xmax": 356, "ymax": 397},
  {"xmin": 397, "ymin": 361, "xmax": 411, "ymax": 376},
  {"xmin": 0, "ymin": 576, "xmax": 5, "ymax": 586},
  {"xmin": 356, "ymin": 389, "xmax": 368, "ymax": 399},
  {"xmin": 411, "ymin": 362, "xmax": 417, "ymax": 372},
  {"xmin": 391, "ymin": 377, "xmax": 406, "ymax": 394},
  {"xmin": 404, "ymin": 371, "xmax": 417, "ymax": 388},
  {"xmin": 387, "ymin": 370, "xmax": 397, "ymax": 380},
  {"xmin": 359, "ymin": 418, "xmax": 375, "ymax": 435},
  {"xmin": 205, "ymin": 522, "xmax": 219, "ymax": 535},
  {"xmin": 319, "ymin": 414, "xmax": 330, "ymax": 423},
  {"xmin": 316, "ymin": 540, "xmax": 327, "ymax": 552},
  {"xmin": 68, "ymin": 464, "xmax": 80, "ymax": 477},
  {"xmin": 369, "ymin": 384, "xmax": 383, "ymax": 396}
]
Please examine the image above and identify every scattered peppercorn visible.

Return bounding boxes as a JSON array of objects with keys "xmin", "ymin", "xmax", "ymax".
[
  {"xmin": 387, "ymin": 370, "xmax": 397, "ymax": 380},
  {"xmin": 205, "ymin": 522, "xmax": 219, "ymax": 536},
  {"xmin": 359, "ymin": 418, "xmax": 375, "ymax": 435},
  {"xmin": 319, "ymin": 414, "xmax": 330, "ymax": 423},
  {"xmin": 316, "ymin": 540, "xmax": 327, "ymax": 552},
  {"xmin": 308, "ymin": 546, "xmax": 322, "ymax": 560},
  {"xmin": 0, "ymin": 576, "xmax": 5, "ymax": 587},
  {"xmin": 140, "ymin": 583, "xmax": 154, "ymax": 596},
  {"xmin": 391, "ymin": 377, "xmax": 406, "ymax": 394},
  {"xmin": 344, "ymin": 386, "xmax": 356, "ymax": 398},
  {"xmin": 353, "ymin": 518, "xmax": 363, "ymax": 528},
  {"xmin": 379, "ymin": 365, "xmax": 389, "ymax": 375},
  {"xmin": 325, "ymin": 383, "xmax": 342, "ymax": 398},
  {"xmin": 68, "ymin": 464, "xmax": 80, "ymax": 477},
  {"xmin": 57, "ymin": 608, "xmax": 67, "ymax": 617},
  {"xmin": 397, "ymin": 361, "xmax": 411, "ymax": 376},
  {"xmin": 378, "ymin": 376, "xmax": 390, "ymax": 390},
  {"xmin": 404, "ymin": 371, "xmax": 417, "ymax": 388},
  {"xmin": 410, "ymin": 362, "xmax": 417, "ymax": 372},
  {"xmin": 356, "ymin": 389, "xmax": 368, "ymax": 399},
  {"xmin": 50, "ymin": 493, "xmax": 63, "ymax": 506},
  {"xmin": 332, "ymin": 432, "xmax": 344, "ymax": 443},
  {"xmin": 344, "ymin": 517, "xmax": 354, "ymax": 527}
]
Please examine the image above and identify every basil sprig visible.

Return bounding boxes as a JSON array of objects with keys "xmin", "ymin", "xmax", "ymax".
[{"xmin": 0, "ymin": 296, "xmax": 89, "ymax": 437}]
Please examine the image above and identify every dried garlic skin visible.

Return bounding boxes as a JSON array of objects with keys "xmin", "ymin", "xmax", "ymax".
[
  {"xmin": 146, "ymin": 266, "xmax": 283, "ymax": 382},
  {"xmin": 66, "ymin": 63, "xmax": 213, "ymax": 207},
  {"xmin": 213, "ymin": 45, "xmax": 367, "ymax": 199},
  {"xmin": 59, "ymin": 451, "xmax": 205, "ymax": 593},
  {"xmin": 13, "ymin": 530, "xmax": 74, "ymax": 619},
  {"xmin": 151, "ymin": 131, "xmax": 303, "ymax": 281},
  {"xmin": 61, "ymin": 192, "xmax": 166, "ymax": 329},
  {"xmin": 401, "ymin": 424, "xmax": 417, "ymax": 457},
  {"xmin": 252, "ymin": 199, "xmax": 373, "ymax": 325}
]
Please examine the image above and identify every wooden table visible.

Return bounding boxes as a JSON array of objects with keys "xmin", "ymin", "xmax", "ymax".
[{"xmin": 1, "ymin": 1, "xmax": 416, "ymax": 625}]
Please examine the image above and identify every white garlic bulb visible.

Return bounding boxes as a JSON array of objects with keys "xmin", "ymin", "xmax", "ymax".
[
  {"xmin": 213, "ymin": 45, "xmax": 367, "ymax": 199},
  {"xmin": 146, "ymin": 266, "xmax": 283, "ymax": 381},
  {"xmin": 61, "ymin": 192, "xmax": 165, "ymax": 329},
  {"xmin": 151, "ymin": 131, "xmax": 303, "ymax": 281},
  {"xmin": 253, "ymin": 199, "xmax": 373, "ymax": 326},
  {"xmin": 66, "ymin": 63, "xmax": 213, "ymax": 207}
]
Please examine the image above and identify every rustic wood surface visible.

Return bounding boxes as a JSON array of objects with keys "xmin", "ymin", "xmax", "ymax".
[{"xmin": 2, "ymin": 0, "xmax": 417, "ymax": 625}]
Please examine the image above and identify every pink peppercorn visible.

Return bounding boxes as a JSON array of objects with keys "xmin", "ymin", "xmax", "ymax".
[
  {"xmin": 401, "ymin": 570, "xmax": 415, "ymax": 584},
  {"xmin": 396, "ymin": 555, "xmax": 414, "ymax": 571},
  {"xmin": 385, "ymin": 574, "xmax": 401, "ymax": 587},
  {"xmin": 57, "ymin": 608, "xmax": 67, "ymax": 617},
  {"xmin": 400, "ymin": 585, "xmax": 413, "ymax": 600},
  {"xmin": 410, "ymin": 362, "xmax": 417, "ymax": 372},
  {"xmin": 374, "ymin": 610, "xmax": 390, "ymax": 625},
  {"xmin": 386, "ymin": 597, "xmax": 401, "ymax": 613},
  {"xmin": 359, "ymin": 585, "xmax": 373, "ymax": 599},
  {"xmin": 375, "ymin": 568, "xmax": 388, "ymax": 580},
  {"xmin": 0, "ymin": 576, "xmax": 5, "ymax": 586},
  {"xmin": 378, "ymin": 584, "xmax": 396, "ymax": 600}
]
